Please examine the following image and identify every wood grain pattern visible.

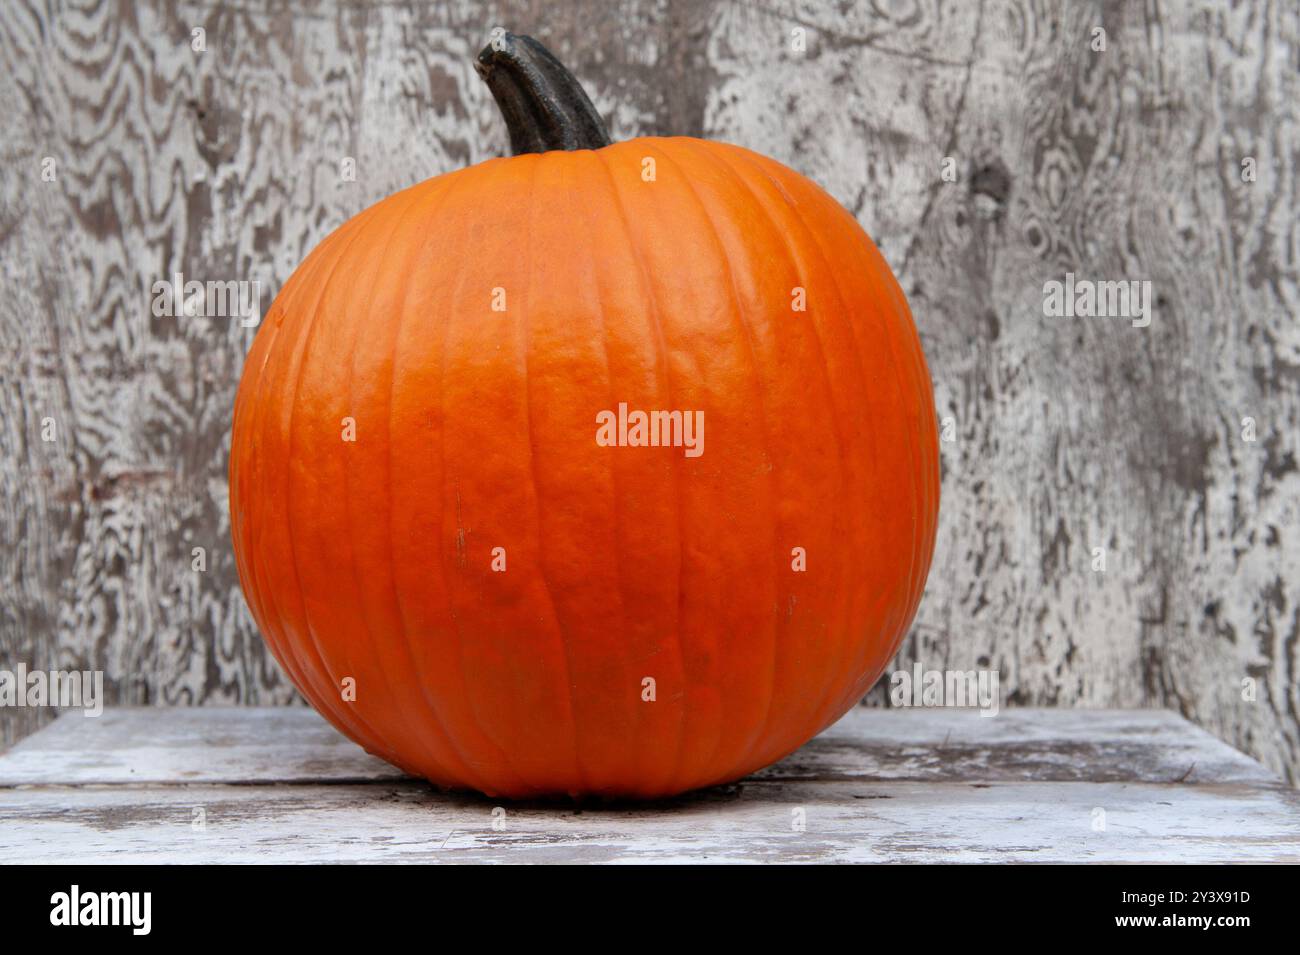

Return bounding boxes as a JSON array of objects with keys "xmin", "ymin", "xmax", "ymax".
[
  {"xmin": 1, "ymin": 707, "xmax": 1295, "ymax": 863},
  {"xmin": 11, "ymin": 779, "xmax": 1300, "ymax": 863},
  {"xmin": 1, "ymin": 705, "xmax": 1282, "ymax": 787},
  {"xmin": 1, "ymin": 1, "xmax": 1297, "ymax": 779}
]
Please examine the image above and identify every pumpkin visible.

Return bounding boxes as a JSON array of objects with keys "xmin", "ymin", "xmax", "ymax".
[{"xmin": 229, "ymin": 33, "xmax": 939, "ymax": 799}]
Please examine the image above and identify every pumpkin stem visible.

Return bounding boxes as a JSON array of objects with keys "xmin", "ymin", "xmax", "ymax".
[{"xmin": 475, "ymin": 33, "xmax": 612, "ymax": 155}]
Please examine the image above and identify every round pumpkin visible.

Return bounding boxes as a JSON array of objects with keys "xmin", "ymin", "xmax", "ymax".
[{"xmin": 229, "ymin": 33, "xmax": 939, "ymax": 799}]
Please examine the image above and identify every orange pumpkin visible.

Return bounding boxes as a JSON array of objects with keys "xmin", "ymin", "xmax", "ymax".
[{"xmin": 230, "ymin": 33, "xmax": 939, "ymax": 799}]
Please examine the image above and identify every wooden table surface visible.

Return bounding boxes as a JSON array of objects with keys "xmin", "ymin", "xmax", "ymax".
[{"xmin": 1, "ymin": 706, "xmax": 1296, "ymax": 863}]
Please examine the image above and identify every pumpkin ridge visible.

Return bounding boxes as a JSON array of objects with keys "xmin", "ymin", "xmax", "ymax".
[
  {"xmin": 252, "ymin": 202, "xmax": 400, "ymax": 756},
  {"xmin": 790, "ymin": 166, "xmax": 925, "ymax": 724},
  {"xmin": 369, "ymin": 175, "xmax": 489, "ymax": 790},
  {"xmin": 703, "ymin": 140, "xmax": 871, "ymax": 760},
  {"xmin": 570, "ymin": 150, "xmax": 642, "ymax": 792},
  {"xmin": 569, "ymin": 149, "xmax": 660, "ymax": 789},
  {"xmin": 518, "ymin": 151, "xmax": 588, "ymax": 794},
  {"xmin": 279, "ymin": 201, "xmax": 418, "ymax": 759},
  {"xmin": 758, "ymin": 156, "xmax": 932, "ymax": 719},
  {"xmin": 230, "ymin": 314, "xmax": 281, "ymax": 660},
  {"xmin": 592, "ymin": 144, "xmax": 691, "ymax": 796},
  {"xmin": 317, "ymin": 187, "xmax": 444, "ymax": 767},
  {"xmin": 748, "ymin": 157, "xmax": 889, "ymax": 738},
  {"xmin": 239, "ymin": 210, "xmax": 380, "ymax": 734},
  {"xmin": 862, "ymin": 236, "xmax": 940, "ymax": 616},
  {"xmin": 239, "ymin": 269, "xmax": 345, "ymax": 741},
  {"xmin": 686, "ymin": 145, "xmax": 816, "ymax": 758},
  {"xmin": 702, "ymin": 147, "xmax": 814, "ymax": 781},
  {"xmin": 733, "ymin": 150, "xmax": 890, "ymax": 737},
  {"xmin": 719, "ymin": 146, "xmax": 904, "ymax": 735},
  {"xmin": 860, "ymin": 254, "xmax": 934, "ymax": 629},
  {"xmin": 681, "ymin": 138, "xmax": 863, "ymax": 780},
  {"xmin": 335, "ymin": 186, "xmax": 432, "ymax": 763},
  {"xmin": 418, "ymin": 171, "xmax": 535, "ymax": 789},
  {"xmin": 821, "ymin": 241, "xmax": 916, "ymax": 725},
  {"xmin": 435, "ymin": 159, "xmax": 542, "ymax": 795},
  {"xmin": 237, "ymin": 227, "xmax": 347, "ymax": 711},
  {"xmin": 639, "ymin": 140, "xmax": 785, "ymax": 790},
  {"xmin": 826, "ymin": 196, "xmax": 936, "ymax": 655},
  {"xmin": 419, "ymin": 171, "xmax": 538, "ymax": 793}
]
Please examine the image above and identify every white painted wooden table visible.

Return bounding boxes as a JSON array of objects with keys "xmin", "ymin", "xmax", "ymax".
[{"xmin": 1, "ymin": 707, "xmax": 1296, "ymax": 863}]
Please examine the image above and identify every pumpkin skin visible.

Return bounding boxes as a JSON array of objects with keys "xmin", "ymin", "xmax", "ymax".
[{"xmin": 230, "ymin": 61, "xmax": 938, "ymax": 801}]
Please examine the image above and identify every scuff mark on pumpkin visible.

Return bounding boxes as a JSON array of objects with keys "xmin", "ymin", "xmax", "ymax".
[{"xmin": 454, "ymin": 486, "xmax": 467, "ymax": 569}]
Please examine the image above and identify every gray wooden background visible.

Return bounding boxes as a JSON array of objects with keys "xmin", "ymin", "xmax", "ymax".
[{"xmin": 2, "ymin": 1, "xmax": 1297, "ymax": 781}]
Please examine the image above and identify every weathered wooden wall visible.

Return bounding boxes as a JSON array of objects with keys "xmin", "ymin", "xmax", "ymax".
[{"xmin": 1, "ymin": 1, "xmax": 1297, "ymax": 779}]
